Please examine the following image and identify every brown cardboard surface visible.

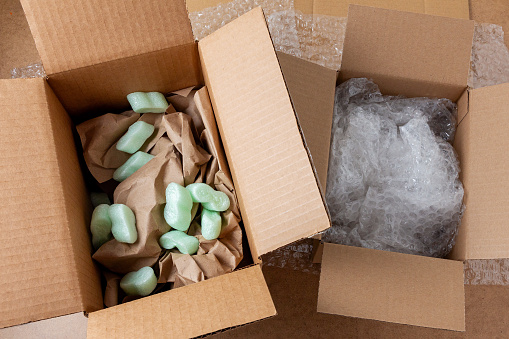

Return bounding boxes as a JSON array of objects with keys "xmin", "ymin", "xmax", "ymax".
[
  {"xmin": 451, "ymin": 83, "xmax": 509, "ymax": 260},
  {"xmin": 20, "ymin": 0, "xmax": 194, "ymax": 75},
  {"xmin": 340, "ymin": 5, "xmax": 474, "ymax": 101},
  {"xmin": 0, "ymin": 79, "xmax": 102, "ymax": 329},
  {"xmin": 276, "ymin": 51, "xmax": 336, "ymax": 191},
  {"xmin": 198, "ymin": 8, "xmax": 330, "ymax": 261},
  {"xmin": 210, "ymin": 264, "xmax": 509, "ymax": 339},
  {"xmin": 44, "ymin": 77, "xmax": 104, "ymax": 312},
  {"xmin": 48, "ymin": 43, "xmax": 203, "ymax": 118},
  {"xmin": 184, "ymin": 0, "xmax": 469, "ymax": 19},
  {"xmin": 318, "ymin": 243, "xmax": 465, "ymax": 331},
  {"xmin": 4, "ymin": 1, "xmax": 509, "ymax": 337},
  {"xmin": 186, "ymin": 0, "xmax": 231, "ymax": 12},
  {"xmin": 87, "ymin": 265, "xmax": 276, "ymax": 339},
  {"xmin": 456, "ymin": 88, "xmax": 470, "ymax": 125},
  {"xmin": 0, "ymin": 312, "xmax": 87, "ymax": 339},
  {"xmin": 0, "ymin": 0, "xmax": 40, "ymax": 78},
  {"xmin": 309, "ymin": 0, "xmax": 469, "ymax": 19}
]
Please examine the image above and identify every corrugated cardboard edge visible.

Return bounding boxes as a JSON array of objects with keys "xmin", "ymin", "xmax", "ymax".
[
  {"xmin": 87, "ymin": 265, "xmax": 275, "ymax": 339},
  {"xmin": 318, "ymin": 243, "xmax": 465, "ymax": 331},
  {"xmin": 198, "ymin": 7, "xmax": 330, "ymax": 262},
  {"xmin": 451, "ymin": 83, "xmax": 509, "ymax": 260}
]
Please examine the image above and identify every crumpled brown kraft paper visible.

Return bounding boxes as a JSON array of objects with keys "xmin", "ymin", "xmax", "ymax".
[
  {"xmin": 77, "ymin": 87, "xmax": 243, "ymax": 306},
  {"xmin": 77, "ymin": 109, "xmax": 175, "ymax": 184}
]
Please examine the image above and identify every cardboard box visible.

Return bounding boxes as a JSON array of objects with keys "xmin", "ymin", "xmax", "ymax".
[
  {"xmin": 0, "ymin": 2, "xmax": 330, "ymax": 338},
  {"xmin": 304, "ymin": 5, "xmax": 509, "ymax": 332},
  {"xmin": 186, "ymin": 0, "xmax": 470, "ymax": 19}
]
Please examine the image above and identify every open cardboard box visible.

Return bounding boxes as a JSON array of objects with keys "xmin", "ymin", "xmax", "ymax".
[
  {"xmin": 283, "ymin": 5, "xmax": 509, "ymax": 332},
  {"xmin": 0, "ymin": 1, "xmax": 331, "ymax": 338}
]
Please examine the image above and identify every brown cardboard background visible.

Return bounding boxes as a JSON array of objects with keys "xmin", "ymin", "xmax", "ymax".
[
  {"xmin": 0, "ymin": 0, "xmax": 40, "ymax": 78},
  {"xmin": 2, "ymin": 0, "xmax": 509, "ymax": 337}
]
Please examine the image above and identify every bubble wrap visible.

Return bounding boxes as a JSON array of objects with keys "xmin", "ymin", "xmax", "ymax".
[
  {"xmin": 324, "ymin": 78, "xmax": 464, "ymax": 258},
  {"xmin": 263, "ymin": 238, "xmax": 320, "ymax": 275},
  {"xmin": 189, "ymin": 0, "xmax": 294, "ymax": 40},
  {"xmin": 469, "ymin": 23, "xmax": 509, "ymax": 89},
  {"xmin": 189, "ymin": 0, "xmax": 346, "ymax": 69},
  {"xmin": 464, "ymin": 259, "xmax": 509, "ymax": 285},
  {"xmin": 10, "ymin": 63, "xmax": 46, "ymax": 79},
  {"xmin": 293, "ymin": 13, "xmax": 346, "ymax": 69}
]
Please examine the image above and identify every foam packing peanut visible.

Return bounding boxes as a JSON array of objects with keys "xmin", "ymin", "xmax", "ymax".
[
  {"xmin": 109, "ymin": 204, "xmax": 138, "ymax": 244},
  {"xmin": 164, "ymin": 183, "xmax": 193, "ymax": 231},
  {"xmin": 113, "ymin": 151, "xmax": 154, "ymax": 182},
  {"xmin": 159, "ymin": 230, "xmax": 199, "ymax": 255},
  {"xmin": 116, "ymin": 121, "xmax": 155, "ymax": 154},
  {"xmin": 127, "ymin": 92, "xmax": 169, "ymax": 113},
  {"xmin": 201, "ymin": 209, "xmax": 222, "ymax": 240},
  {"xmin": 90, "ymin": 204, "xmax": 113, "ymax": 250},
  {"xmin": 120, "ymin": 266, "xmax": 157, "ymax": 296},
  {"xmin": 186, "ymin": 183, "xmax": 230, "ymax": 212}
]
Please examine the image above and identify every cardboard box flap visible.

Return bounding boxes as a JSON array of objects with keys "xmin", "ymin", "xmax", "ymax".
[
  {"xmin": 340, "ymin": 5, "xmax": 474, "ymax": 101},
  {"xmin": 20, "ymin": 0, "xmax": 194, "ymax": 75},
  {"xmin": 0, "ymin": 79, "xmax": 102, "ymax": 329},
  {"xmin": 276, "ymin": 51, "xmax": 337, "ymax": 191},
  {"xmin": 198, "ymin": 8, "xmax": 330, "ymax": 261},
  {"xmin": 318, "ymin": 243, "xmax": 465, "ymax": 331},
  {"xmin": 451, "ymin": 83, "xmax": 509, "ymax": 260},
  {"xmin": 305, "ymin": 0, "xmax": 469, "ymax": 19},
  {"xmin": 87, "ymin": 265, "xmax": 276, "ymax": 339}
]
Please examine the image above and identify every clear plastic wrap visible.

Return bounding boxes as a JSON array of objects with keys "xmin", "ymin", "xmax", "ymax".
[
  {"xmin": 189, "ymin": 0, "xmax": 294, "ymax": 40},
  {"xmin": 189, "ymin": 1, "xmax": 346, "ymax": 69},
  {"xmin": 469, "ymin": 23, "xmax": 509, "ymax": 89},
  {"xmin": 263, "ymin": 239, "xmax": 320, "ymax": 275},
  {"xmin": 10, "ymin": 63, "xmax": 46, "ymax": 79},
  {"xmin": 464, "ymin": 259, "xmax": 509, "ymax": 285},
  {"xmin": 324, "ymin": 78, "xmax": 464, "ymax": 258}
]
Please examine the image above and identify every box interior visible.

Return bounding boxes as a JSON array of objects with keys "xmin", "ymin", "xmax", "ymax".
[
  {"xmin": 316, "ymin": 4, "xmax": 479, "ymax": 331},
  {"xmin": 2, "ymin": 2, "xmax": 331, "ymax": 336}
]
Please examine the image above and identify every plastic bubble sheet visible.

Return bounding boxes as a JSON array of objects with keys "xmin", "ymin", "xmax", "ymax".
[
  {"xmin": 189, "ymin": 0, "xmax": 346, "ymax": 69},
  {"xmin": 469, "ymin": 23, "xmax": 509, "ymax": 89},
  {"xmin": 189, "ymin": 0, "xmax": 294, "ymax": 41},
  {"xmin": 464, "ymin": 259, "xmax": 509, "ymax": 285},
  {"xmin": 262, "ymin": 238, "xmax": 320, "ymax": 275},
  {"xmin": 10, "ymin": 62, "xmax": 46, "ymax": 79},
  {"xmin": 324, "ymin": 78, "xmax": 465, "ymax": 258}
]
